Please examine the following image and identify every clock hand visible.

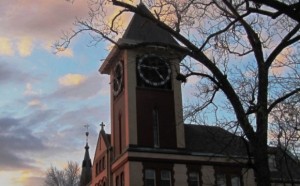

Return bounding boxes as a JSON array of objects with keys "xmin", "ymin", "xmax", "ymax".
[
  {"xmin": 114, "ymin": 77, "xmax": 120, "ymax": 86},
  {"xmin": 140, "ymin": 64, "xmax": 156, "ymax": 69},
  {"xmin": 154, "ymin": 69, "xmax": 165, "ymax": 80}
]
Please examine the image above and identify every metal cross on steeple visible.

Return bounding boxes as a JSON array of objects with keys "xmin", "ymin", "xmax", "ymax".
[{"xmin": 100, "ymin": 122, "xmax": 105, "ymax": 131}]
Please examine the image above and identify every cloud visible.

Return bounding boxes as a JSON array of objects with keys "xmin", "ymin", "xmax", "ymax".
[
  {"xmin": 0, "ymin": 117, "xmax": 46, "ymax": 170},
  {"xmin": 24, "ymin": 83, "xmax": 39, "ymax": 96},
  {"xmin": 0, "ymin": 62, "xmax": 33, "ymax": 84},
  {"xmin": 56, "ymin": 48, "xmax": 74, "ymax": 57},
  {"xmin": 0, "ymin": 37, "xmax": 14, "ymax": 56},
  {"xmin": 271, "ymin": 47, "xmax": 294, "ymax": 75},
  {"xmin": 17, "ymin": 37, "xmax": 33, "ymax": 57},
  {"xmin": 0, "ymin": 0, "xmax": 89, "ymax": 58},
  {"xmin": 0, "ymin": 0, "xmax": 89, "ymax": 39},
  {"xmin": 48, "ymin": 72, "xmax": 108, "ymax": 100},
  {"xmin": 0, "ymin": 37, "xmax": 33, "ymax": 57},
  {"xmin": 28, "ymin": 99, "xmax": 41, "ymax": 107},
  {"xmin": 0, "ymin": 170, "xmax": 44, "ymax": 186},
  {"xmin": 59, "ymin": 74, "xmax": 87, "ymax": 86},
  {"xmin": 22, "ymin": 175, "xmax": 44, "ymax": 186},
  {"xmin": 27, "ymin": 99, "xmax": 47, "ymax": 110}
]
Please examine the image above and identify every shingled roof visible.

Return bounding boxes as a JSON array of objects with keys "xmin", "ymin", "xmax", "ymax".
[
  {"xmin": 122, "ymin": 3, "xmax": 179, "ymax": 45},
  {"xmin": 184, "ymin": 124, "xmax": 249, "ymax": 157},
  {"xmin": 269, "ymin": 147, "xmax": 300, "ymax": 183},
  {"xmin": 185, "ymin": 124, "xmax": 300, "ymax": 183}
]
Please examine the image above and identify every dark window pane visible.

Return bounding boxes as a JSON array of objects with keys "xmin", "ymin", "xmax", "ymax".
[
  {"xmin": 231, "ymin": 175, "xmax": 241, "ymax": 186},
  {"xmin": 116, "ymin": 176, "xmax": 119, "ymax": 186},
  {"xmin": 188, "ymin": 172, "xmax": 199, "ymax": 186},
  {"xmin": 160, "ymin": 170, "xmax": 171, "ymax": 186},
  {"xmin": 145, "ymin": 169, "xmax": 156, "ymax": 186},
  {"xmin": 216, "ymin": 174, "xmax": 226, "ymax": 186}
]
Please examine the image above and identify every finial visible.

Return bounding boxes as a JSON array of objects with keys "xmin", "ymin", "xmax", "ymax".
[
  {"xmin": 100, "ymin": 122, "xmax": 105, "ymax": 131},
  {"xmin": 84, "ymin": 124, "xmax": 89, "ymax": 145}
]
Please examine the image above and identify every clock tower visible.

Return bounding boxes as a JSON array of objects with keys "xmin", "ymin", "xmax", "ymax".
[
  {"xmin": 99, "ymin": 2, "xmax": 185, "ymax": 172},
  {"xmin": 99, "ymin": 3, "xmax": 185, "ymax": 157}
]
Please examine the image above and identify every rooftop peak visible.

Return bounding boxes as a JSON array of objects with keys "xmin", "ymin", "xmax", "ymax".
[{"xmin": 121, "ymin": 2, "xmax": 178, "ymax": 46}]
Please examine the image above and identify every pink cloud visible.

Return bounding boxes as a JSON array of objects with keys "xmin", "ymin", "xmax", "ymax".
[{"xmin": 0, "ymin": 0, "xmax": 89, "ymax": 40}]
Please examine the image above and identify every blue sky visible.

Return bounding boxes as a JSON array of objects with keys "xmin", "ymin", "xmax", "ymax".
[
  {"xmin": 0, "ymin": 0, "xmax": 112, "ymax": 185},
  {"xmin": 0, "ymin": 1, "xmax": 198, "ymax": 185},
  {"xmin": 2, "ymin": 1, "xmax": 298, "ymax": 184}
]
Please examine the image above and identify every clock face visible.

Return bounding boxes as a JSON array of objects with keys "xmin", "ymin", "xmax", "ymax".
[
  {"xmin": 137, "ymin": 54, "xmax": 171, "ymax": 87},
  {"xmin": 113, "ymin": 61, "xmax": 123, "ymax": 96}
]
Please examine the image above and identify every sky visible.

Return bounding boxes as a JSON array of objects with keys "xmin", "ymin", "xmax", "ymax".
[
  {"xmin": 0, "ymin": 0, "xmax": 112, "ymax": 185},
  {"xmin": 0, "ymin": 1, "xmax": 199, "ymax": 185},
  {"xmin": 1, "ymin": 1, "xmax": 293, "ymax": 185}
]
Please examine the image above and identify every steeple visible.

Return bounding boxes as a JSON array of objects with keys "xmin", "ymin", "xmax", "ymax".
[
  {"xmin": 122, "ymin": 2, "xmax": 179, "ymax": 45},
  {"xmin": 100, "ymin": 2, "xmax": 180, "ymax": 74},
  {"xmin": 79, "ymin": 125, "xmax": 92, "ymax": 186}
]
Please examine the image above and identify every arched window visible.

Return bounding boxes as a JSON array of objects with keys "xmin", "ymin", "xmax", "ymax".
[
  {"xmin": 119, "ymin": 113, "xmax": 122, "ymax": 153},
  {"xmin": 152, "ymin": 108, "xmax": 160, "ymax": 148}
]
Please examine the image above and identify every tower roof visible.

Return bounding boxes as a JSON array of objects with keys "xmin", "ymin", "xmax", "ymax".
[
  {"xmin": 121, "ymin": 3, "xmax": 179, "ymax": 45},
  {"xmin": 100, "ymin": 3, "xmax": 179, "ymax": 74},
  {"xmin": 82, "ymin": 143, "xmax": 92, "ymax": 167},
  {"xmin": 79, "ymin": 126, "xmax": 92, "ymax": 186}
]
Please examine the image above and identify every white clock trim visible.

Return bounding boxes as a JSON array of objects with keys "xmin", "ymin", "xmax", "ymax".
[
  {"xmin": 137, "ymin": 54, "xmax": 171, "ymax": 86},
  {"xmin": 113, "ymin": 61, "xmax": 123, "ymax": 96}
]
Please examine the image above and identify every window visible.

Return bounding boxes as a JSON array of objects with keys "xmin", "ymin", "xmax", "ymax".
[
  {"xmin": 116, "ymin": 175, "xmax": 119, "ymax": 186},
  {"xmin": 216, "ymin": 174, "xmax": 226, "ymax": 186},
  {"xmin": 216, "ymin": 174, "xmax": 241, "ymax": 186},
  {"xmin": 119, "ymin": 114, "xmax": 122, "ymax": 153},
  {"xmin": 160, "ymin": 170, "xmax": 171, "ymax": 186},
  {"xmin": 230, "ymin": 176, "xmax": 241, "ymax": 186},
  {"xmin": 96, "ymin": 162, "xmax": 99, "ymax": 175},
  {"xmin": 268, "ymin": 154, "xmax": 277, "ymax": 171},
  {"xmin": 102, "ymin": 156, "xmax": 105, "ymax": 170},
  {"xmin": 215, "ymin": 167, "xmax": 242, "ymax": 186},
  {"xmin": 120, "ymin": 172, "xmax": 124, "ymax": 186},
  {"xmin": 145, "ymin": 169, "xmax": 156, "ymax": 186},
  {"xmin": 143, "ymin": 163, "xmax": 173, "ymax": 186},
  {"xmin": 188, "ymin": 172, "xmax": 200, "ymax": 186},
  {"xmin": 152, "ymin": 108, "xmax": 160, "ymax": 148},
  {"xmin": 96, "ymin": 156, "xmax": 106, "ymax": 175}
]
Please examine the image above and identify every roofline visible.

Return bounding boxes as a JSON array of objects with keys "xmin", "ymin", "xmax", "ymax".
[
  {"xmin": 92, "ymin": 129, "xmax": 111, "ymax": 163},
  {"xmin": 271, "ymin": 178, "xmax": 300, "ymax": 183},
  {"xmin": 127, "ymin": 145, "xmax": 251, "ymax": 160},
  {"xmin": 99, "ymin": 40, "xmax": 187, "ymax": 74},
  {"xmin": 99, "ymin": 45, "xmax": 120, "ymax": 75}
]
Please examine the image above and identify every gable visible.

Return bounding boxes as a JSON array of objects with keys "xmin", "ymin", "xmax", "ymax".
[{"xmin": 93, "ymin": 130, "xmax": 111, "ymax": 163}]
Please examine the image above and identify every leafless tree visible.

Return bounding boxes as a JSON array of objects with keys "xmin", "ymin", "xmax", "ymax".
[
  {"xmin": 270, "ymin": 98, "xmax": 300, "ymax": 159},
  {"xmin": 44, "ymin": 161, "xmax": 80, "ymax": 186},
  {"xmin": 247, "ymin": 0, "xmax": 300, "ymax": 23},
  {"xmin": 267, "ymin": 95, "xmax": 300, "ymax": 185},
  {"xmin": 56, "ymin": 0, "xmax": 300, "ymax": 185}
]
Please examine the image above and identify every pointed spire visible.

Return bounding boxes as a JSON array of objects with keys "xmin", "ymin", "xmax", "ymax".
[
  {"xmin": 121, "ymin": 2, "xmax": 179, "ymax": 45},
  {"xmin": 80, "ymin": 125, "xmax": 92, "ymax": 186}
]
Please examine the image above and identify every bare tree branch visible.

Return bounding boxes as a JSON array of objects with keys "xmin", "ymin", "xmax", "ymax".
[{"xmin": 268, "ymin": 88, "xmax": 300, "ymax": 113}]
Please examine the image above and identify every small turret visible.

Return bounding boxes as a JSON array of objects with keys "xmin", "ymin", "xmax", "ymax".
[{"xmin": 79, "ymin": 125, "xmax": 92, "ymax": 186}]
